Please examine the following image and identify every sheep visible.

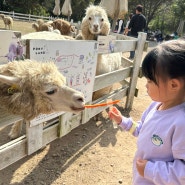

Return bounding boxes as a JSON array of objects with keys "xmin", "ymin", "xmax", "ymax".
[
  {"xmin": 77, "ymin": 5, "xmax": 122, "ymax": 101},
  {"xmin": 0, "ymin": 60, "xmax": 85, "ymax": 139},
  {"xmin": 51, "ymin": 19, "xmax": 76, "ymax": 37},
  {"xmin": 0, "ymin": 14, "xmax": 13, "ymax": 30}
]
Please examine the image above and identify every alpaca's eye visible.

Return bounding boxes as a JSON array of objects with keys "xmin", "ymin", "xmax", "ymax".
[
  {"xmin": 46, "ymin": 89, "xmax": 56, "ymax": 95},
  {"xmin": 89, "ymin": 17, "xmax": 92, "ymax": 21},
  {"xmin": 101, "ymin": 18, "xmax": 104, "ymax": 22}
]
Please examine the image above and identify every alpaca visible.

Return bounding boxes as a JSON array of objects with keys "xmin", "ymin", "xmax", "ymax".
[
  {"xmin": 76, "ymin": 5, "xmax": 110, "ymax": 40},
  {"xmin": 77, "ymin": 5, "xmax": 122, "ymax": 101},
  {"xmin": 51, "ymin": 19, "xmax": 76, "ymax": 37},
  {"xmin": 32, "ymin": 19, "xmax": 53, "ymax": 32},
  {"xmin": 0, "ymin": 60, "xmax": 85, "ymax": 138},
  {"xmin": 0, "ymin": 14, "xmax": 13, "ymax": 30}
]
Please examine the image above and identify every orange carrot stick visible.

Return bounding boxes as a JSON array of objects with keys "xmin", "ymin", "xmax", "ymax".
[{"xmin": 85, "ymin": 100, "xmax": 120, "ymax": 108}]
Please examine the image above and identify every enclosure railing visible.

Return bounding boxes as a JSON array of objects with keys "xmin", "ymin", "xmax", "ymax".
[
  {"xmin": 0, "ymin": 32, "xmax": 147, "ymax": 170},
  {"xmin": 0, "ymin": 10, "xmax": 55, "ymax": 22}
]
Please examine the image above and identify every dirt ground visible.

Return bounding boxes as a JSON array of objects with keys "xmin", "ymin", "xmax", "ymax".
[{"xmin": 0, "ymin": 20, "xmax": 156, "ymax": 185}]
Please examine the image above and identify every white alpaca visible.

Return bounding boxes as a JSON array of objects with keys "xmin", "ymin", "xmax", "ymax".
[
  {"xmin": 76, "ymin": 5, "xmax": 122, "ymax": 100},
  {"xmin": 0, "ymin": 60, "xmax": 85, "ymax": 139},
  {"xmin": 76, "ymin": 5, "xmax": 110, "ymax": 40},
  {"xmin": 0, "ymin": 14, "xmax": 13, "ymax": 30}
]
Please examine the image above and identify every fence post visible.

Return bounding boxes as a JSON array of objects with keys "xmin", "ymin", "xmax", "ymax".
[{"xmin": 125, "ymin": 32, "xmax": 147, "ymax": 110}]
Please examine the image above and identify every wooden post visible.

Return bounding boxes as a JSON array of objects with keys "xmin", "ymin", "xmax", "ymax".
[
  {"xmin": 26, "ymin": 121, "xmax": 43, "ymax": 155},
  {"xmin": 125, "ymin": 32, "xmax": 147, "ymax": 110}
]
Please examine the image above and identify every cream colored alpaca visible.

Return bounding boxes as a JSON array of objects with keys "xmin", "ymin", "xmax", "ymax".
[
  {"xmin": 76, "ymin": 5, "xmax": 122, "ymax": 101},
  {"xmin": 0, "ymin": 60, "xmax": 85, "ymax": 138},
  {"xmin": 76, "ymin": 5, "xmax": 110, "ymax": 40},
  {"xmin": 0, "ymin": 14, "xmax": 13, "ymax": 29}
]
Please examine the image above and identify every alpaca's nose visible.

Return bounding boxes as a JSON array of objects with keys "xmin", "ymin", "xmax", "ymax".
[
  {"xmin": 93, "ymin": 24, "xmax": 99, "ymax": 29},
  {"xmin": 73, "ymin": 92, "xmax": 85, "ymax": 104}
]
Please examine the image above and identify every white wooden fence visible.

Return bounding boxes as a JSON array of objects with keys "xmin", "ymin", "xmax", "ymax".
[
  {"xmin": 0, "ymin": 32, "xmax": 147, "ymax": 170},
  {"xmin": 0, "ymin": 10, "xmax": 80, "ymax": 29},
  {"xmin": 0, "ymin": 10, "xmax": 54, "ymax": 22}
]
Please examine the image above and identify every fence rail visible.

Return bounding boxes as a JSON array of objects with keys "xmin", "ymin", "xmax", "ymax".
[{"xmin": 0, "ymin": 10, "xmax": 54, "ymax": 22}]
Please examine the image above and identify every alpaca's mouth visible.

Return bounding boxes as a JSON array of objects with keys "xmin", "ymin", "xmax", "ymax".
[
  {"xmin": 71, "ymin": 106, "xmax": 85, "ymax": 112},
  {"xmin": 92, "ymin": 29, "xmax": 99, "ymax": 33}
]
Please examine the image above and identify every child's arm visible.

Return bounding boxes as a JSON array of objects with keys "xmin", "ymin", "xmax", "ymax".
[
  {"xmin": 144, "ymin": 158, "xmax": 185, "ymax": 184},
  {"xmin": 109, "ymin": 106, "xmax": 141, "ymax": 136}
]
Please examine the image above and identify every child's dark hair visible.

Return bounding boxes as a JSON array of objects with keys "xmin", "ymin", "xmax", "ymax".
[{"xmin": 142, "ymin": 39, "xmax": 185, "ymax": 85}]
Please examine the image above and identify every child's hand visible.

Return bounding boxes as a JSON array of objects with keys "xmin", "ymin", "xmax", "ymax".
[
  {"xmin": 136, "ymin": 159, "xmax": 148, "ymax": 177},
  {"xmin": 108, "ymin": 106, "xmax": 122, "ymax": 125}
]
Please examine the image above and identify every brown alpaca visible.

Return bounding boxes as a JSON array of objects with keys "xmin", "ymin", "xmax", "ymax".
[
  {"xmin": 51, "ymin": 19, "xmax": 75, "ymax": 36},
  {"xmin": 32, "ymin": 19, "xmax": 53, "ymax": 32}
]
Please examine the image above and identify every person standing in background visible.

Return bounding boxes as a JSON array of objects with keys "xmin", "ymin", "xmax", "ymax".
[
  {"xmin": 117, "ymin": 19, "xmax": 124, "ymax": 34},
  {"xmin": 123, "ymin": 13, "xmax": 133, "ymax": 36},
  {"xmin": 128, "ymin": 5, "xmax": 146, "ymax": 59}
]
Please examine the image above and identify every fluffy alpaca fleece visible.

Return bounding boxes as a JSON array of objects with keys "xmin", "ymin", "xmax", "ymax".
[
  {"xmin": 32, "ymin": 19, "xmax": 53, "ymax": 32},
  {"xmin": 51, "ymin": 19, "xmax": 75, "ymax": 36},
  {"xmin": 0, "ymin": 14, "xmax": 13, "ymax": 30},
  {"xmin": 0, "ymin": 60, "xmax": 85, "ymax": 121},
  {"xmin": 92, "ymin": 52, "xmax": 122, "ymax": 100},
  {"xmin": 76, "ymin": 5, "xmax": 110, "ymax": 40},
  {"xmin": 21, "ymin": 31, "xmax": 74, "ymax": 41}
]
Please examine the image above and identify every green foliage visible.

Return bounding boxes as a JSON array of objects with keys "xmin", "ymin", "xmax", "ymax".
[
  {"xmin": 69, "ymin": 0, "xmax": 96, "ymax": 22},
  {"xmin": 128, "ymin": 0, "xmax": 184, "ymax": 34},
  {"xmin": 172, "ymin": 0, "xmax": 185, "ymax": 19}
]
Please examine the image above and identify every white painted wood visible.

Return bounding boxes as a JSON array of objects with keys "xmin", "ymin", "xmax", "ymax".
[
  {"xmin": 26, "ymin": 121, "xmax": 43, "ymax": 155},
  {"xmin": 0, "ymin": 108, "xmax": 22, "ymax": 128},
  {"xmin": 0, "ymin": 136, "xmax": 26, "ymax": 170},
  {"xmin": 125, "ymin": 32, "xmax": 147, "ymax": 110},
  {"xmin": 93, "ymin": 67, "xmax": 131, "ymax": 91}
]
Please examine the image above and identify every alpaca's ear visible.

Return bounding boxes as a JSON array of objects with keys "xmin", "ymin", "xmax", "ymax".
[{"xmin": 0, "ymin": 75, "xmax": 20, "ymax": 85}]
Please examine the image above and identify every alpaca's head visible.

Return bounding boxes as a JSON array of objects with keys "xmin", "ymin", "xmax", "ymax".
[
  {"xmin": 37, "ymin": 19, "xmax": 45, "ymax": 26},
  {"xmin": 0, "ymin": 14, "xmax": 5, "ymax": 19},
  {"xmin": 83, "ymin": 5, "xmax": 110, "ymax": 36},
  {"xmin": 0, "ymin": 60, "xmax": 85, "ymax": 120},
  {"xmin": 32, "ymin": 23, "xmax": 39, "ymax": 31}
]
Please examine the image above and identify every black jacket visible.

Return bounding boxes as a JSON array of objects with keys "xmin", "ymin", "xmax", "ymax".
[{"xmin": 128, "ymin": 13, "xmax": 146, "ymax": 37}]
